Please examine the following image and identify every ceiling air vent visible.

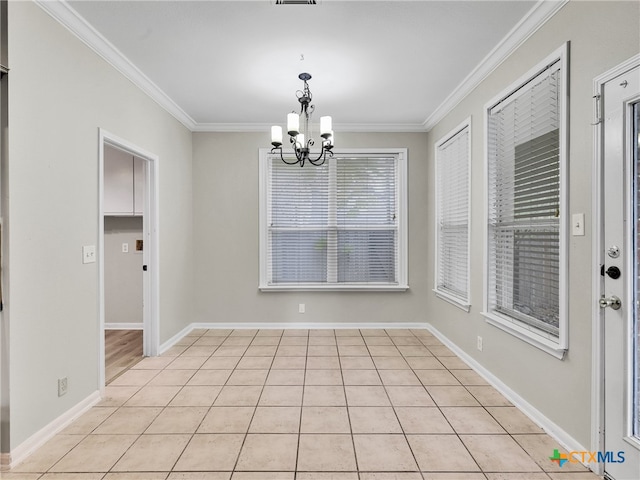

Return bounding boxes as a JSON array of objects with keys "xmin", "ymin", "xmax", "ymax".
[{"xmin": 275, "ymin": 1, "xmax": 317, "ymax": 4}]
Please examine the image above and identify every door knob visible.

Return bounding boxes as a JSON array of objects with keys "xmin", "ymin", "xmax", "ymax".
[{"xmin": 599, "ymin": 295, "xmax": 622, "ymax": 310}]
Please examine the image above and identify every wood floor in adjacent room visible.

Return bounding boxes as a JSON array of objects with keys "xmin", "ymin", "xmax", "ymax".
[
  {"xmin": 105, "ymin": 329, "xmax": 143, "ymax": 385},
  {"xmin": 8, "ymin": 328, "xmax": 599, "ymax": 479}
]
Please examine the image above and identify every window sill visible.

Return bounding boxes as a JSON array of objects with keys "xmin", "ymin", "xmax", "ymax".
[
  {"xmin": 481, "ymin": 311, "xmax": 566, "ymax": 359},
  {"xmin": 260, "ymin": 284, "xmax": 409, "ymax": 292},
  {"xmin": 433, "ymin": 289, "xmax": 470, "ymax": 312}
]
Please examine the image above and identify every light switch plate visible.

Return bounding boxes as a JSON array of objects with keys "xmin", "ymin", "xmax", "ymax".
[
  {"xmin": 572, "ymin": 213, "xmax": 585, "ymax": 236},
  {"xmin": 82, "ymin": 245, "xmax": 96, "ymax": 264}
]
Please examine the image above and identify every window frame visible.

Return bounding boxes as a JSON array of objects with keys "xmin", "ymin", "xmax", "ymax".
[
  {"xmin": 482, "ymin": 43, "xmax": 569, "ymax": 358},
  {"xmin": 433, "ymin": 118, "xmax": 472, "ymax": 311},
  {"xmin": 259, "ymin": 147, "xmax": 409, "ymax": 292}
]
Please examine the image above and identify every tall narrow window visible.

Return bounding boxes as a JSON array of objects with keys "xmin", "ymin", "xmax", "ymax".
[
  {"xmin": 260, "ymin": 149, "xmax": 408, "ymax": 291},
  {"xmin": 484, "ymin": 44, "xmax": 568, "ymax": 356},
  {"xmin": 434, "ymin": 120, "xmax": 471, "ymax": 309}
]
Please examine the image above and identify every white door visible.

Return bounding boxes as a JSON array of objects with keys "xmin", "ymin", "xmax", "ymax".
[{"xmin": 602, "ymin": 63, "xmax": 640, "ymax": 480}]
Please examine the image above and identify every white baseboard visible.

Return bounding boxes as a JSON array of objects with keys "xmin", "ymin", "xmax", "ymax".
[
  {"xmin": 104, "ymin": 322, "xmax": 143, "ymax": 330},
  {"xmin": 423, "ymin": 323, "xmax": 592, "ymax": 469},
  {"xmin": 158, "ymin": 323, "xmax": 196, "ymax": 354},
  {"xmin": 190, "ymin": 321, "xmax": 430, "ymax": 331},
  {"xmin": 8, "ymin": 390, "xmax": 101, "ymax": 470}
]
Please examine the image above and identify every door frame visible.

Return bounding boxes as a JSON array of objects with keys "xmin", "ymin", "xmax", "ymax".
[
  {"xmin": 98, "ymin": 129, "xmax": 160, "ymax": 390},
  {"xmin": 591, "ymin": 53, "xmax": 640, "ymax": 477}
]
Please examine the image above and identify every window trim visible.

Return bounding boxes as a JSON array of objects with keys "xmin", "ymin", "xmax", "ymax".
[
  {"xmin": 259, "ymin": 147, "xmax": 409, "ymax": 292},
  {"xmin": 482, "ymin": 43, "xmax": 569, "ymax": 358},
  {"xmin": 433, "ymin": 118, "xmax": 472, "ymax": 311}
]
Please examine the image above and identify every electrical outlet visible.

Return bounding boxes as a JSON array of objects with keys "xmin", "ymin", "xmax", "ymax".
[
  {"xmin": 122, "ymin": 243, "xmax": 129, "ymax": 253},
  {"xmin": 58, "ymin": 377, "xmax": 68, "ymax": 397},
  {"xmin": 477, "ymin": 336, "xmax": 483, "ymax": 351},
  {"xmin": 299, "ymin": 303, "xmax": 305, "ymax": 314}
]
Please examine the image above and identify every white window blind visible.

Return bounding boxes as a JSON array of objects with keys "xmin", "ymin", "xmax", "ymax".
[
  {"xmin": 336, "ymin": 157, "xmax": 397, "ymax": 283},
  {"xmin": 485, "ymin": 49, "xmax": 567, "ymax": 350},
  {"xmin": 261, "ymin": 150, "xmax": 408, "ymax": 290},
  {"xmin": 434, "ymin": 122, "xmax": 470, "ymax": 307}
]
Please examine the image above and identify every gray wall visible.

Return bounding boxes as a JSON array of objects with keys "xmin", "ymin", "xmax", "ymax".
[
  {"xmin": 6, "ymin": 2, "xmax": 194, "ymax": 448},
  {"xmin": 192, "ymin": 132, "xmax": 430, "ymax": 325},
  {"xmin": 104, "ymin": 216, "xmax": 143, "ymax": 326},
  {"xmin": 424, "ymin": 0, "xmax": 639, "ymax": 449}
]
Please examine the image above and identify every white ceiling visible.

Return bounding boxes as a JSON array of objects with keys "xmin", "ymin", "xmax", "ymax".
[{"xmin": 63, "ymin": 0, "xmax": 541, "ymax": 131}]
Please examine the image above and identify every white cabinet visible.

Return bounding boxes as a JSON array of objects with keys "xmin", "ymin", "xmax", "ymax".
[{"xmin": 104, "ymin": 145, "xmax": 145, "ymax": 216}]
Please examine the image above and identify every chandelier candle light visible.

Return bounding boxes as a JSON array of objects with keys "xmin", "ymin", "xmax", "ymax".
[{"xmin": 271, "ymin": 72, "xmax": 334, "ymax": 167}]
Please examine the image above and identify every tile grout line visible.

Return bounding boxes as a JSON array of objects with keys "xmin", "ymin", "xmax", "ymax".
[
  {"xmin": 155, "ymin": 327, "xmax": 233, "ymax": 475},
  {"xmin": 228, "ymin": 328, "xmax": 275, "ymax": 475},
  {"xmin": 381, "ymin": 329, "xmax": 428, "ymax": 480},
  {"xmin": 423, "ymin": 340, "xmax": 543, "ymax": 474},
  {"xmin": 293, "ymin": 328, "xmax": 310, "ymax": 480},
  {"xmin": 414, "ymin": 332, "xmax": 485, "ymax": 476},
  {"xmin": 337, "ymin": 330, "xmax": 361, "ymax": 479},
  {"xmin": 165, "ymin": 327, "xmax": 233, "ymax": 475}
]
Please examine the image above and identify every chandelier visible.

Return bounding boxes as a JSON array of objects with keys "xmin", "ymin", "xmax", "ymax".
[{"xmin": 270, "ymin": 72, "xmax": 334, "ymax": 167}]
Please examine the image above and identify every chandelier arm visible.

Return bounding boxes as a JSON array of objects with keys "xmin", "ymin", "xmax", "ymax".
[
  {"xmin": 273, "ymin": 146, "xmax": 304, "ymax": 166},
  {"xmin": 307, "ymin": 146, "xmax": 332, "ymax": 166}
]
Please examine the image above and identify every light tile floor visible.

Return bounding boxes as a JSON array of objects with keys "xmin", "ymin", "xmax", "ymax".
[{"xmin": 6, "ymin": 328, "xmax": 600, "ymax": 480}]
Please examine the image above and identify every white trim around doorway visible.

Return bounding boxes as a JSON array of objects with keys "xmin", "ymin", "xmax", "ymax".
[{"xmin": 98, "ymin": 129, "xmax": 160, "ymax": 391}]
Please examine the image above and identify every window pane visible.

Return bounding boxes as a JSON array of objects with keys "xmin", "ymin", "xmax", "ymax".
[
  {"xmin": 265, "ymin": 153, "xmax": 401, "ymax": 287},
  {"xmin": 337, "ymin": 157, "xmax": 396, "ymax": 226},
  {"xmin": 439, "ymin": 224, "xmax": 469, "ymax": 297},
  {"xmin": 271, "ymin": 160, "xmax": 328, "ymax": 227},
  {"xmin": 337, "ymin": 230, "xmax": 396, "ymax": 283},
  {"xmin": 435, "ymin": 124, "xmax": 470, "ymax": 302},
  {"xmin": 270, "ymin": 230, "xmax": 327, "ymax": 283},
  {"xmin": 487, "ymin": 60, "xmax": 562, "ymax": 338}
]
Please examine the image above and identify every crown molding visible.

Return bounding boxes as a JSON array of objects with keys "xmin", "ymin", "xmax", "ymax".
[
  {"xmin": 36, "ymin": 0, "xmax": 567, "ymax": 134},
  {"xmin": 422, "ymin": 0, "xmax": 569, "ymax": 132},
  {"xmin": 192, "ymin": 123, "xmax": 277, "ymax": 133},
  {"xmin": 193, "ymin": 122, "xmax": 427, "ymax": 133},
  {"xmin": 35, "ymin": 0, "xmax": 197, "ymax": 131}
]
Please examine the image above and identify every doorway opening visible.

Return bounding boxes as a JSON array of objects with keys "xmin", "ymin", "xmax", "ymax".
[{"xmin": 98, "ymin": 129, "xmax": 159, "ymax": 389}]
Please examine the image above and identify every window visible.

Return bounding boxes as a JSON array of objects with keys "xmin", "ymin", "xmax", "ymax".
[
  {"xmin": 484, "ymin": 44, "xmax": 568, "ymax": 357},
  {"xmin": 259, "ymin": 149, "xmax": 408, "ymax": 291},
  {"xmin": 434, "ymin": 119, "xmax": 471, "ymax": 309}
]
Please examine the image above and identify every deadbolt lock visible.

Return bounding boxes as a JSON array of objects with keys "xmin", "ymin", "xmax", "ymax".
[{"xmin": 605, "ymin": 266, "xmax": 621, "ymax": 279}]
